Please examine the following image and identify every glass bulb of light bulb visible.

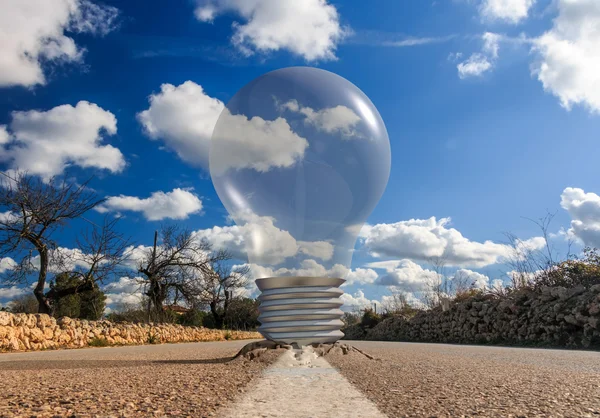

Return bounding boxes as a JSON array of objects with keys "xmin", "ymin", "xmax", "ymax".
[{"xmin": 210, "ymin": 67, "xmax": 390, "ymax": 345}]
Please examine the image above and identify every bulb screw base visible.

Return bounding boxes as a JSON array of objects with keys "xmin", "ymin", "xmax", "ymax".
[{"xmin": 256, "ymin": 276, "xmax": 346, "ymax": 346}]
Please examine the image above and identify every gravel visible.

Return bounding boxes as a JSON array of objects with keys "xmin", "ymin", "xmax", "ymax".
[
  {"xmin": 327, "ymin": 341, "xmax": 600, "ymax": 417},
  {"xmin": 0, "ymin": 340, "xmax": 278, "ymax": 418}
]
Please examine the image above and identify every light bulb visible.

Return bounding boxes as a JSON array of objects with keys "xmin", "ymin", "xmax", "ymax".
[{"xmin": 209, "ymin": 67, "xmax": 390, "ymax": 346}]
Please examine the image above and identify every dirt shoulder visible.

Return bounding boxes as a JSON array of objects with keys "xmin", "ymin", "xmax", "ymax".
[
  {"xmin": 0, "ymin": 339, "xmax": 279, "ymax": 417},
  {"xmin": 328, "ymin": 340, "xmax": 600, "ymax": 417}
]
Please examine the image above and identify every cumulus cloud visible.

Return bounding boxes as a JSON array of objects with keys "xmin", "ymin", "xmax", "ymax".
[
  {"xmin": 532, "ymin": 0, "xmax": 600, "ymax": 113},
  {"xmin": 193, "ymin": 211, "xmax": 332, "ymax": 265},
  {"xmin": 362, "ymin": 216, "xmax": 545, "ymax": 268},
  {"xmin": 140, "ymin": 83, "xmax": 310, "ymax": 174},
  {"xmin": 96, "ymin": 188, "xmax": 203, "ymax": 221},
  {"xmin": 560, "ymin": 187, "xmax": 600, "ymax": 247},
  {"xmin": 340, "ymin": 290, "xmax": 379, "ymax": 312},
  {"xmin": 0, "ymin": 101, "xmax": 124, "ymax": 180},
  {"xmin": 279, "ymin": 100, "xmax": 362, "ymax": 138},
  {"xmin": 137, "ymin": 81, "xmax": 224, "ymax": 169},
  {"xmin": 297, "ymin": 241, "xmax": 335, "ymax": 261},
  {"xmin": 103, "ymin": 276, "xmax": 144, "ymax": 308},
  {"xmin": 0, "ymin": 0, "xmax": 119, "ymax": 87},
  {"xmin": 343, "ymin": 268, "xmax": 379, "ymax": 287},
  {"xmin": 241, "ymin": 258, "xmax": 376, "ymax": 287},
  {"xmin": 194, "ymin": 0, "xmax": 348, "ymax": 61},
  {"xmin": 480, "ymin": 0, "xmax": 536, "ymax": 23},
  {"xmin": 0, "ymin": 286, "xmax": 27, "ymax": 300},
  {"xmin": 30, "ymin": 247, "xmax": 97, "ymax": 273},
  {"xmin": 243, "ymin": 259, "xmax": 348, "ymax": 279},
  {"xmin": 210, "ymin": 109, "xmax": 309, "ymax": 175},
  {"xmin": 0, "ymin": 257, "xmax": 16, "ymax": 274},
  {"xmin": 457, "ymin": 32, "xmax": 501, "ymax": 79},
  {"xmin": 458, "ymin": 54, "xmax": 493, "ymax": 78},
  {"xmin": 372, "ymin": 259, "xmax": 441, "ymax": 292}
]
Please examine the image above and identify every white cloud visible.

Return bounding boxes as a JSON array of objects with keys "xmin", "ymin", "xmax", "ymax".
[
  {"xmin": 457, "ymin": 32, "xmax": 501, "ymax": 79},
  {"xmin": 491, "ymin": 278, "xmax": 505, "ymax": 290},
  {"xmin": 340, "ymin": 290, "xmax": 378, "ymax": 312},
  {"xmin": 483, "ymin": 32, "xmax": 501, "ymax": 59},
  {"xmin": 0, "ymin": 257, "xmax": 16, "ymax": 274},
  {"xmin": 362, "ymin": 216, "xmax": 545, "ymax": 268},
  {"xmin": 194, "ymin": 0, "xmax": 348, "ymax": 61},
  {"xmin": 1, "ymin": 101, "xmax": 124, "ymax": 180},
  {"xmin": 297, "ymin": 241, "xmax": 335, "ymax": 261},
  {"xmin": 381, "ymin": 291, "xmax": 425, "ymax": 309},
  {"xmin": 560, "ymin": 187, "xmax": 600, "ymax": 247},
  {"xmin": 244, "ymin": 258, "xmax": 348, "ymax": 279},
  {"xmin": 480, "ymin": 0, "xmax": 536, "ymax": 23},
  {"xmin": 210, "ymin": 109, "xmax": 309, "ymax": 175},
  {"xmin": 458, "ymin": 54, "xmax": 493, "ymax": 78},
  {"xmin": 0, "ymin": 0, "xmax": 119, "ymax": 87},
  {"xmin": 532, "ymin": 0, "xmax": 600, "ymax": 113},
  {"xmin": 193, "ymin": 213, "xmax": 299, "ymax": 265},
  {"xmin": 139, "ymin": 84, "xmax": 309, "ymax": 175},
  {"xmin": 343, "ymin": 268, "xmax": 379, "ymax": 287},
  {"xmin": 241, "ymin": 258, "xmax": 375, "ymax": 287},
  {"xmin": 373, "ymin": 259, "xmax": 441, "ymax": 292},
  {"xmin": 0, "ymin": 286, "xmax": 27, "ymax": 300},
  {"xmin": 279, "ymin": 100, "xmax": 362, "ymax": 138},
  {"xmin": 137, "ymin": 81, "xmax": 224, "ymax": 169},
  {"xmin": 193, "ymin": 211, "xmax": 333, "ymax": 265},
  {"xmin": 30, "ymin": 247, "xmax": 96, "ymax": 274},
  {"xmin": 103, "ymin": 276, "xmax": 144, "ymax": 307},
  {"xmin": 97, "ymin": 188, "xmax": 203, "ymax": 221},
  {"xmin": 0, "ymin": 126, "xmax": 11, "ymax": 145}
]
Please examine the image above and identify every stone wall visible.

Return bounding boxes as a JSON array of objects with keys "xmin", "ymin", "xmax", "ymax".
[
  {"xmin": 346, "ymin": 284, "xmax": 600, "ymax": 349},
  {"xmin": 0, "ymin": 312, "xmax": 262, "ymax": 352}
]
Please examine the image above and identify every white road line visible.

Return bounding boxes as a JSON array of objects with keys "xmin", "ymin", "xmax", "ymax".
[{"xmin": 220, "ymin": 347, "xmax": 386, "ymax": 418}]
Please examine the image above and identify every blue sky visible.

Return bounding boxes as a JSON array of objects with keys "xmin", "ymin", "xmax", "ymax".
[{"xmin": 1, "ymin": 0, "xmax": 600, "ymax": 311}]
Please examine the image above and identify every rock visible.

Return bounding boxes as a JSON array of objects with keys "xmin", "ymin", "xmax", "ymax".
[{"xmin": 0, "ymin": 311, "xmax": 13, "ymax": 326}]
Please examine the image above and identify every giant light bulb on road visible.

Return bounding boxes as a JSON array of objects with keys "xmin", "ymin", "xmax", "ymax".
[{"xmin": 210, "ymin": 67, "xmax": 390, "ymax": 346}]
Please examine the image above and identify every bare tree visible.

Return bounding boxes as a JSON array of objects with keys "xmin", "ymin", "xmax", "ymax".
[
  {"xmin": 503, "ymin": 211, "xmax": 573, "ymax": 290},
  {"xmin": 44, "ymin": 217, "xmax": 130, "ymax": 304},
  {"xmin": 423, "ymin": 255, "xmax": 448, "ymax": 308},
  {"xmin": 450, "ymin": 269, "xmax": 476, "ymax": 295},
  {"xmin": 0, "ymin": 171, "xmax": 105, "ymax": 313},
  {"xmin": 189, "ymin": 262, "xmax": 250, "ymax": 329},
  {"xmin": 133, "ymin": 226, "xmax": 231, "ymax": 323}
]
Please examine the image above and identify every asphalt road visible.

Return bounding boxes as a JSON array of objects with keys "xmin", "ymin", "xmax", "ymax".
[
  {"xmin": 329, "ymin": 341, "xmax": 600, "ymax": 417},
  {"xmin": 0, "ymin": 340, "xmax": 275, "ymax": 418},
  {"xmin": 1, "ymin": 340, "xmax": 599, "ymax": 417}
]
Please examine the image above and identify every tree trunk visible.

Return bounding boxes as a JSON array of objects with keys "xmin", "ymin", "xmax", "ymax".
[
  {"xmin": 210, "ymin": 301, "xmax": 224, "ymax": 329},
  {"xmin": 34, "ymin": 245, "xmax": 52, "ymax": 314},
  {"xmin": 147, "ymin": 279, "xmax": 168, "ymax": 323}
]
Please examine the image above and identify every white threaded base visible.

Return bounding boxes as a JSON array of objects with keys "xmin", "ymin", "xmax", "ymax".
[{"xmin": 257, "ymin": 276, "xmax": 345, "ymax": 346}]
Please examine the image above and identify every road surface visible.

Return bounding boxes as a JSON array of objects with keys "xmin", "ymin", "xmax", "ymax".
[
  {"xmin": 329, "ymin": 341, "xmax": 600, "ymax": 417},
  {"xmin": 1, "ymin": 340, "xmax": 599, "ymax": 417}
]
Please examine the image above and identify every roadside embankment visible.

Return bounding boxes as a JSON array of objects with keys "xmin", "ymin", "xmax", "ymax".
[
  {"xmin": 344, "ymin": 285, "xmax": 600, "ymax": 349},
  {"xmin": 0, "ymin": 312, "xmax": 261, "ymax": 352}
]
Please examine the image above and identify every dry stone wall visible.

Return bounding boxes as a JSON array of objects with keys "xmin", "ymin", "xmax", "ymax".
[
  {"xmin": 348, "ymin": 284, "xmax": 600, "ymax": 349},
  {"xmin": 0, "ymin": 312, "xmax": 261, "ymax": 352}
]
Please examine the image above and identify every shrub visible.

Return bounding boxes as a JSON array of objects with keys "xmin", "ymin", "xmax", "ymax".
[
  {"xmin": 453, "ymin": 288, "xmax": 484, "ymax": 303},
  {"xmin": 177, "ymin": 309, "xmax": 211, "ymax": 327},
  {"xmin": 224, "ymin": 331, "xmax": 232, "ymax": 340},
  {"xmin": 530, "ymin": 248, "xmax": 600, "ymax": 291},
  {"xmin": 361, "ymin": 309, "xmax": 381, "ymax": 329},
  {"xmin": 88, "ymin": 337, "xmax": 109, "ymax": 347},
  {"xmin": 147, "ymin": 331, "xmax": 159, "ymax": 344}
]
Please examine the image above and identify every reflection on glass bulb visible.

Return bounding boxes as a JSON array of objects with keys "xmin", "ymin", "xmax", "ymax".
[{"xmin": 209, "ymin": 67, "xmax": 391, "ymax": 345}]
